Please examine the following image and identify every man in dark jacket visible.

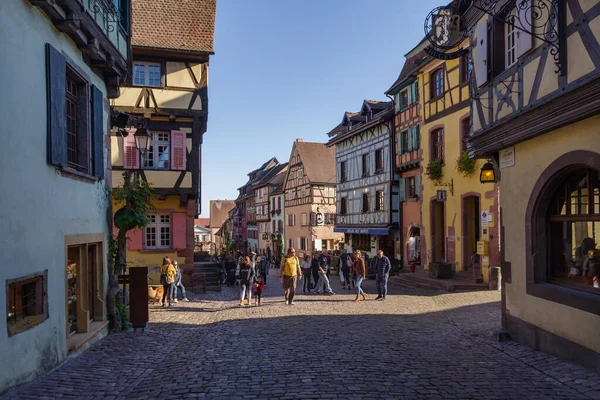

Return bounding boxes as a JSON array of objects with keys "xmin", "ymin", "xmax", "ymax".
[{"xmin": 375, "ymin": 250, "xmax": 391, "ymax": 301}]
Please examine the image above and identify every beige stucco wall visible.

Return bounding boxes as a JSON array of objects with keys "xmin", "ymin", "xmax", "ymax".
[
  {"xmin": 501, "ymin": 114, "xmax": 600, "ymax": 353},
  {"xmin": 0, "ymin": 1, "xmax": 111, "ymax": 392}
]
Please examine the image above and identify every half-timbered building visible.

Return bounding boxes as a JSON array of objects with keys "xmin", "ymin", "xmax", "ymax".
[
  {"xmin": 386, "ymin": 50, "xmax": 429, "ymax": 268},
  {"xmin": 268, "ymin": 169, "xmax": 288, "ymax": 260},
  {"xmin": 465, "ymin": 0, "xmax": 600, "ymax": 370},
  {"xmin": 1, "ymin": 0, "xmax": 131, "ymax": 391},
  {"xmin": 417, "ymin": 35, "xmax": 500, "ymax": 280},
  {"xmin": 283, "ymin": 140, "xmax": 338, "ymax": 259},
  {"xmin": 110, "ymin": 0, "xmax": 216, "ymax": 285},
  {"xmin": 253, "ymin": 163, "xmax": 288, "ymax": 255},
  {"xmin": 327, "ymin": 101, "xmax": 399, "ymax": 260},
  {"xmin": 235, "ymin": 158, "xmax": 279, "ymax": 254}
]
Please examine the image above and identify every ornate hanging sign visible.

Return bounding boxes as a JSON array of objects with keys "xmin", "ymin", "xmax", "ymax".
[{"xmin": 424, "ymin": 5, "xmax": 468, "ymax": 60}]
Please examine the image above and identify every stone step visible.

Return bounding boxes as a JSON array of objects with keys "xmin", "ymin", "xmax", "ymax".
[{"xmin": 454, "ymin": 272, "xmax": 484, "ymax": 283}]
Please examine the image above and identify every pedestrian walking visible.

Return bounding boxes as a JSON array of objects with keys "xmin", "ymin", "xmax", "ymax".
[
  {"xmin": 173, "ymin": 260, "xmax": 190, "ymax": 303},
  {"xmin": 159, "ymin": 256, "xmax": 176, "ymax": 307},
  {"xmin": 279, "ymin": 248, "xmax": 302, "ymax": 305},
  {"xmin": 259, "ymin": 256, "xmax": 268, "ymax": 286},
  {"xmin": 340, "ymin": 248, "xmax": 353, "ymax": 290},
  {"xmin": 254, "ymin": 275, "xmax": 265, "ymax": 306},
  {"xmin": 374, "ymin": 250, "xmax": 391, "ymax": 301},
  {"xmin": 301, "ymin": 255, "xmax": 312, "ymax": 294},
  {"xmin": 314, "ymin": 250, "xmax": 335, "ymax": 295},
  {"xmin": 311, "ymin": 254, "xmax": 320, "ymax": 291},
  {"xmin": 237, "ymin": 256, "xmax": 255, "ymax": 306},
  {"xmin": 353, "ymin": 250, "xmax": 367, "ymax": 302}
]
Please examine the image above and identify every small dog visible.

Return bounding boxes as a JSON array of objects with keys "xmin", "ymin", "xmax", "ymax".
[{"xmin": 148, "ymin": 286, "xmax": 164, "ymax": 304}]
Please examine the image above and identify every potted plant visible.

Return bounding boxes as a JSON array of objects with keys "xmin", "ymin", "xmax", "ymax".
[
  {"xmin": 425, "ymin": 158, "xmax": 443, "ymax": 182},
  {"xmin": 456, "ymin": 151, "xmax": 476, "ymax": 177}
]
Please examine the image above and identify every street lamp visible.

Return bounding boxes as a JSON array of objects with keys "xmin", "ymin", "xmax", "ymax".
[{"xmin": 134, "ymin": 128, "xmax": 152, "ymax": 154}]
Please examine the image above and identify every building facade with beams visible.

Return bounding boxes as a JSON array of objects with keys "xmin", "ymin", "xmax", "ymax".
[
  {"xmin": 268, "ymin": 169, "xmax": 288, "ymax": 259},
  {"xmin": 254, "ymin": 163, "xmax": 288, "ymax": 255},
  {"xmin": 327, "ymin": 101, "xmax": 399, "ymax": 261},
  {"xmin": 0, "ymin": 0, "xmax": 131, "ymax": 391},
  {"xmin": 417, "ymin": 35, "xmax": 500, "ymax": 279},
  {"xmin": 235, "ymin": 158, "xmax": 280, "ymax": 254},
  {"xmin": 465, "ymin": 0, "xmax": 600, "ymax": 371},
  {"xmin": 283, "ymin": 140, "xmax": 338, "ymax": 259},
  {"xmin": 110, "ymin": 0, "xmax": 216, "ymax": 285},
  {"xmin": 386, "ymin": 49, "xmax": 428, "ymax": 269}
]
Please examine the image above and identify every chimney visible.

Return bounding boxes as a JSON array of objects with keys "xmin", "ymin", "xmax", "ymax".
[{"xmin": 296, "ymin": 138, "xmax": 304, "ymax": 142}]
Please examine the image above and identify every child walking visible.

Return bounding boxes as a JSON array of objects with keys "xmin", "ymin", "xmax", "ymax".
[{"xmin": 254, "ymin": 275, "xmax": 265, "ymax": 306}]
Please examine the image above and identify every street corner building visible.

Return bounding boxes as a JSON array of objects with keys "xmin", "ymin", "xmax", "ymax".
[
  {"xmin": 110, "ymin": 0, "xmax": 216, "ymax": 286},
  {"xmin": 409, "ymin": 33, "xmax": 500, "ymax": 282},
  {"xmin": 463, "ymin": 0, "xmax": 600, "ymax": 372},
  {"xmin": 0, "ymin": 0, "xmax": 132, "ymax": 392},
  {"xmin": 327, "ymin": 100, "xmax": 400, "ymax": 263}
]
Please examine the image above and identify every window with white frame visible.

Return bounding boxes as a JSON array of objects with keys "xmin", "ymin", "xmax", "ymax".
[
  {"xmin": 301, "ymin": 213, "xmax": 308, "ymax": 226},
  {"xmin": 506, "ymin": 14, "xmax": 517, "ymax": 68},
  {"xmin": 145, "ymin": 214, "xmax": 171, "ymax": 249},
  {"xmin": 142, "ymin": 133, "xmax": 170, "ymax": 170},
  {"xmin": 324, "ymin": 187, "xmax": 335, "ymax": 198},
  {"xmin": 300, "ymin": 237, "xmax": 308, "ymax": 251},
  {"xmin": 133, "ymin": 62, "xmax": 161, "ymax": 87}
]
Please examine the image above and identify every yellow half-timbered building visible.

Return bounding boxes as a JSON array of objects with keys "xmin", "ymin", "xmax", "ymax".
[{"xmin": 110, "ymin": 0, "xmax": 215, "ymax": 284}]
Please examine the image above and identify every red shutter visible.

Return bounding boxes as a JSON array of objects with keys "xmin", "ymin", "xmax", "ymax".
[
  {"xmin": 128, "ymin": 228, "xmax": 143, "ymax": 250},
  {"xmin": 171, "ymin": 130, "xmax": 187, "ymax": 171},
  {"xmin": 172, "ymin": 212, "xmax": 187, "ymax": 249},
  {"xmin": 123, "ymin": 129, "xmax": 139, "ymax": 169}
]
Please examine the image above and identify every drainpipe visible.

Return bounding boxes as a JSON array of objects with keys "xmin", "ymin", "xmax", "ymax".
[{"xmin": 385, "ymin": 93, "xmax": 401, "ymax": 268}]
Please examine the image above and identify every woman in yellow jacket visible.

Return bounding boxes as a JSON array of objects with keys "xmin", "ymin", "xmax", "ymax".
[
  {"xmin": 160, "ymin": 256, "xmax": 177, "ymax": 307},
  {"xmin": 279, "ymin": 248, "xmax": 302, "ymax": 305}
]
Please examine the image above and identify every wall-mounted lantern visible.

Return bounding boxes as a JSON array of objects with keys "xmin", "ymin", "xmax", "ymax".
[{"xmin": 480, "ymin": 161, "xmax": 496, "ymax": 183}]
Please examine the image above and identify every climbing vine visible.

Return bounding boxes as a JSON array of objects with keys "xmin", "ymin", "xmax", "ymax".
[{"xmin": 107, "ymin": 171, "xmax": 155, "ymax": 332}]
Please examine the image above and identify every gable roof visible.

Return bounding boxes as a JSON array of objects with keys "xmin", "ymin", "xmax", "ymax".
[
  {"xmin": 292, "ymin": 141, "xmax": 336, "ymax": 185},
  {"xmin": 327, "ymin": 100, "xmax": 393, "ymax": 139},
  {"xmin": 269, "ymin": 165, "xmax": 289, "ymax": 195},
  {"xmin": 386, "ymin": 49, "xmax": 431, "ymax": 95},
  {"xmin": 132, "ymin": 0, "xmax": 216, "ymax": 54},
  {"xmin": 209, "ymin": 200, "xmax": 236, "ymax": 228},
  {"xmin": 194, "ymin": 218, "xmax": 210, "ymax": 227},
  {"xmin": 252, "ymin": 163, "xmax": 289, "ymax": 189}
]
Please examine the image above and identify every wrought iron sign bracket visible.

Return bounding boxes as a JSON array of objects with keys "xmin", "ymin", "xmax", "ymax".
[
  {"xmin": 434, "ymin": 178, "xmax": 454, "ymax": 196},
  {"xmin": 464, "ymin": 0, "xmax": 565, "ymax": 75}
]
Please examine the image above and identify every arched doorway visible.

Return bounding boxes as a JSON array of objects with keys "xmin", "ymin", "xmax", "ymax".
[
  {"xmin": 431, "ymin": 200, "xmax": 445, "ymax": 262},
  {"xmin": 462, "ymin": 195, "xmax": 480, "ymax": 272}
]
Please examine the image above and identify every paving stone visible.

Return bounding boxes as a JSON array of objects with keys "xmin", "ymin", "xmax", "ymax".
[{"xmin": 2, "ymin": 269, "xmax": 598, "ymax": 400}]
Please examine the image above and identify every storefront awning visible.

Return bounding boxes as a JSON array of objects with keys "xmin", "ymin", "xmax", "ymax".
[{"xmin": 334, "ymin": 227, "xmax": 390, "ymax": 235}]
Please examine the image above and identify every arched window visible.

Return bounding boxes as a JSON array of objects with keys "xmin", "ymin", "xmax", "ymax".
[{"xmin": 547, "ymin": 168, "xmax": 600, "ymax": 292}]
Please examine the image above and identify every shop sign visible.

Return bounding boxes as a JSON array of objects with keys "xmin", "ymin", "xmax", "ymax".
[
  {"xmin": 499, "ymin": 146, "xmax": 515, "ymax": 169},
  {"xmin": 436, "ymin": 190, "xmax": 447, "ymax": 202},
  {"xmin": 424, "ymin": 5, "xmax": 468, "ymax": 60}
]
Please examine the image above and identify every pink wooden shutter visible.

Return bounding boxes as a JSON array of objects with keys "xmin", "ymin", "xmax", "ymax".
[
  {"xmin": 171, "ymin": 130, "xmax": 187, "ymax": 171},
  {"xmin": 123, "ymin": 129, "xmax": 139, "ymax": 169},
  {"xmin": 128, "ymin": 228, "xmax": 143, "ymax": 250},
  {"xmin": 172, "ymin": 212, "xmax": 187, "ymax": 249}
]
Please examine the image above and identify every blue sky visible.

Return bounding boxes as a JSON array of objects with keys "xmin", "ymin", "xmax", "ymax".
[{"xmin": 200, "ymin": 0, "xmax": 440, "ymax": 217}]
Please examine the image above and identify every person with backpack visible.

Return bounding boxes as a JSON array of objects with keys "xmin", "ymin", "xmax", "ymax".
[
  {"xmin": 237, "ymin": 256, "xmax": 255, "ymax": 306},
  {"xmin": 314, "ymin": 250, "xmax": 335, "ymax": 296},
  {"xmin": 279, "ymin": 248, "xmax": 302, "ymax": 305},
  {"xmin": 160, "ymin": 256, "xmax": 176, "ymax": 307}
]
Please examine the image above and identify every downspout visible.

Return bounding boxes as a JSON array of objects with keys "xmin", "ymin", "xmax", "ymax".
[{"xmin": 385, "ymin": 93, "xmax": 401, "ymax": 266}]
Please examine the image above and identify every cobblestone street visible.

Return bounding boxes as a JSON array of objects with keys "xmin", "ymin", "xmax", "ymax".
[{"xmin": 4, "ymin": 270, "xmax": 600, "ymax": 400}]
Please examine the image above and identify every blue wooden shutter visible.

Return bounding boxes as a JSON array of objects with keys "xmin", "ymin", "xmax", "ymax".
[
  {"xmin": 407, "ymin": 86, "xmax": 414, "ymax": 105},
  {"xmin": 46, "ymin": 43, "xmax": 67, "ymax": 167},
  {"xmin": 415, "ymin": 174, "xmax": 421, "ymax": 198},
  {"xmin": 407, "ymin": 128, "xmax": 413, "ymax": 151},
  {"xmin": 91, "ymin": 85, "xmax": 104, "ymax": 179},
  {"xmin": 414, "ymin": 125, "xmax": 420, "ymax": 150},
  {"xmin": 399, "ymin": 178, "xmax": 406, "ymax": 202},
  {"xmin": 397, "ymin": 131, "xmax": 403, "ymax": 155}
]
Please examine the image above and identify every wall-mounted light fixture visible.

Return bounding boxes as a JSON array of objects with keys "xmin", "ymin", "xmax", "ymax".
[{"xmin": 480, "ymin": 161, "xmax": 496, "ymax": 183}]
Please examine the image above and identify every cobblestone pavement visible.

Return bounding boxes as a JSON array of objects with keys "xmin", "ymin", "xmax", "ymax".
[{"xmin": 5, "ymin": 269, "xmax": 600, "ymax": 400}]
